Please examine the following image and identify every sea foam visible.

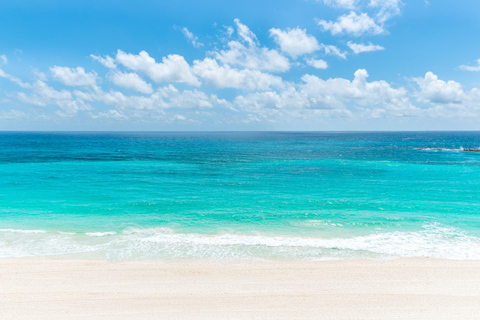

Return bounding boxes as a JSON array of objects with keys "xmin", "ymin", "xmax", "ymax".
[
  {"xmin": 0, "ymin": 224, "xmax": 478, "ymax": 261},
  {"xmin": 0, "ymin": 229, "xmax": 47, "ymax": 234}
]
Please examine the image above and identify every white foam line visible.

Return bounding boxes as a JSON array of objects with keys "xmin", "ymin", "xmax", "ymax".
[
  {"xmin": 0, "ymin": 224, "xmax": 479, "ymax": 260},
  {"xmin": 85, "ymin": 231, "xmax": 117, "ymax": 237},
  {"xmin": 0, "ymin": 229, "xmax": 47, "ymax": 234}
]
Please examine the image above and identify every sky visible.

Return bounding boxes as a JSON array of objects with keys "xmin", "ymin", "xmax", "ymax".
[{"xmin": 1, "ymin": 0, "xmax": 480, "ymax": 131}]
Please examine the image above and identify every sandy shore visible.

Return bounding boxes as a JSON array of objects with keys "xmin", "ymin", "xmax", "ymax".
[{"xmin": 0, "ymin": 258, "xmax": 479, "ymax": 319}]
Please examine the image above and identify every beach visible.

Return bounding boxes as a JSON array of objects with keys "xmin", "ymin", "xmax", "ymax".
[
  {"xmin": 2, "ymin": 0, "xmax": 480, "ymax": 314},
  {"xmin": 1, "ymin": 258, "xmax": 479, "ymax": 319},
  {"xmin": 1, "ymin": 133, "xmax": 480, "ymax": 318}
]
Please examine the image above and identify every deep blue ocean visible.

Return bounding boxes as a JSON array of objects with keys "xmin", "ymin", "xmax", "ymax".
[{"xmin": 1, "ymin": 132, "xmax": 479, "ymax": 260}]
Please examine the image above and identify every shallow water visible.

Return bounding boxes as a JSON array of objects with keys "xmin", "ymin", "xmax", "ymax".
[{"xmin": 1, "ymin": 131, "xmax": 479, "ymax": 260}]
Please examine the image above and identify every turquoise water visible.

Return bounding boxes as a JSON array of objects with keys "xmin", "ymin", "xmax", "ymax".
[{"xmin": 1, "ymin": 132, "xmax": 480, "ymax": 260}]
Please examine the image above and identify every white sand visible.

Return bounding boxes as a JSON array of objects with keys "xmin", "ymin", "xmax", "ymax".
[{"xmin": 1, "ymin": 258, "xmax": 479, "ymax": 319}]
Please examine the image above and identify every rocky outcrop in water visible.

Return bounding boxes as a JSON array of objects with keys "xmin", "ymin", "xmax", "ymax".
[{"xmin": 415, "ymin": 148, "xmax": 480, "ymax": 152}]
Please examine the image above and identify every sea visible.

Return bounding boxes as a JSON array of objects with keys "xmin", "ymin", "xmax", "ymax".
[{"xmin": 1, "ymin": 131, "xmax": 479, "ymax": 261}]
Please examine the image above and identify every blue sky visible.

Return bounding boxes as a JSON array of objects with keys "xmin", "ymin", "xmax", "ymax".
[{"xmin": 1, "ymin": 0, "xmax": 480, "ymax": 130}]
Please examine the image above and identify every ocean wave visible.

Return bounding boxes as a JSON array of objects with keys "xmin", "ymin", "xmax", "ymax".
[
  {"xmin": 0, "ymin": 224, "xmax": 479, "ymax": 260},
  {"xmin": 85, "ymin": 231, "xmax": 117, "ymax": 237},
  {"xmin": 0, "ymin": 229, "xmax": 47, "ymax": 234},
  {"xmin": 123, "ymin": 227, "xmax": 174, "ymax": 235}
]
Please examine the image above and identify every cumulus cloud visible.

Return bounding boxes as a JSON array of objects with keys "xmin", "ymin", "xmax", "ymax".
[
  {"xmin": 414, "ymin": 72, "xmax": 464, "ymax": 104},
  {"xmin": 347, "ymin": 41, "xmax": 385, "ymax": 54},
  {"xmin": 322, "ymin": 0, "xmax": 402, "ymax": 23},
  {"xmin": 4, "ymin": 14, "xmax": 480, "ymax": 126},
  {"xmin": 318, "ymin": 0, "xmax": 402, "ymax": 38},
  {"xmin": 305, "ymin": 58, "xmax": 328, "ymax": 69},
  {"xmin": 192, "ymin": 58, "xmax": 283, "ymax": 91},
  {"xmin": 18, "ymin": 81, "xmax": 71, "ymax": 105},
  {"xmin": 235, "ymin": 69, "xmax": 414, "ymax": 117},
  {"xmin": 269, "ymin": 27, "xmax": 320, "ymax": 58},
  {"xmin": 152, "ymin": 86, "xmax": 228, "ymax": 109},
  {"xmin": 369, "ymin": 0, "xmax": 402, "ymax": 24},
  {"xmin": 75, "ymin": 84, "xmax": 228, "ymax": 112},
  {"xmin": 317, "ymin": 11, "xmax": 384, "ymax": 36},
  {"xmin": 18, "ymin": 80, "xmax": 91, "ymax": 116},
  {"xmin": 214, "ymin": 41, "xmax": 290, "ymax": 72},
  {"xmin": 91, "ymin": 54, "xmax": 116, "ymax": 69},
  {"xmin": 180, "ymin": 27, "xmax": 204, "ymax": 48},
  {"xmin": 234, "ymin": 19, "xmax": 258, "ymax": 47},
  {"xmin": 109, "ymin": 71, "xmax": 153, "ymax": 94},
  {"xmin": 213, "ymin": 19, "xmax": 290, "ymax": 72},
  {"xmin": 116, "ymin": 50, "xmax": 201, "ymax": 87},
  {"xmin": 321, "ymin": 44, "xmax": 347, "ymax": 59},
  {"xmin": 50, "ymin": 66, "xmax": 97, "ymax": 86},
  {"xmin": 459, "ymin": 59, "xmax": 480, "ymax": 72},
  {"xmin": 302, "ymin": 69, "xmax": 412, "ymax": 112}
]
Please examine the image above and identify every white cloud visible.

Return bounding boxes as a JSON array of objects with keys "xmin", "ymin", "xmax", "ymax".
[
  {"xmin": 0, "ymin": 68, "xmax": 31, "ymax": 88},
  {"xmin": 319, "ymin": 0, "xmax": 402, "ymax": 37},
  {"xmin": 347, "ymin": 41, "xmax": 385, "ymax": 54},
  {"xmin": 317, "ymin": 11, "xmax": 384, "ymax": 36},
  {"xmin": 224, "ymin": 25, "xmax": 234, "ymax": 37},
  {"xmin": 213, "ymin": 19, "xmax": 290, "ymax": 72},
  {"xmin": 77, "ymin": 84, "xmax": 228, "ymax": 111},
  {"xmin": 235, "ymin": 69, "xmax": 414, "ymax": 117},
  {"xmin": 90, "ymin": 109, "xmax": 129, "ymax": 121},
  {"xmin": 50, "ymin": 66, "xmax": 97, "ymax": 86},
  {"xmin": 192, "ymin": 58, "xmax": 283, "ymax": 91},
  {"xmin": 18, "ymin": 80, "xmax": 91, "ymax": 116},
  {"xmin": 180, "ymin": 27, "xmax": 204, "ymax": 48},
  {"xmin": 0, "ymin": 55, "xmax": 7, "ymax": 65},
  {"xmin": 322, "ymin": 0, "xmax": 357, "ymax": 9},
  {"xmin": 0, "ymin": 109, "xmax": 26, "ymax": 120},
  {"xmin": 234, "ymin": 19, "xmax": 258, "ymax": 47},
  {"xmin": 32, "ymin": 70, "xmax": 47, "ymax": 81},
  {"xmin": 414, "ymin": 72, "xmax": 464, "ymax": 104},
  {"xmin": 91, "ymin": 54, "xmax": 116, "ymax": 69},
  {"xmin": 5, "ymin": 13, "xmax": 480, "ymax": 127},
  {"xmin": 369, "ymin": 0, "xmax": 402, "ymax": 24},
  {"xmin": 269, "ymin": 27, "xmax": 320, "ymax": 58},
  {"xmin": 214, "ymin": 41, "xmax": 290, "ymax": 72},
  {"xmin": 459, "ymin": 59, "xmax": 480, "ymax": 72},
  {"xmin": 301, "ymin": 69, "xmax": 412, "ymax": 111},
  {"xmin": 321, "ymin": 44, "xmax": 347, "ymax": 59},
  {"xmin": 152, "ymin": 85, "xmax": 227, "ymax": 109},
  {"xmin": 109, "ymin": 71, "xmax": 153, "ymax": 94},
  {"xmin": 26, "ymin": 81, "xmax": 72, "ymax": 104},
  {"xmin": 305, "ymin": 58, "xmax": 328, "ymax": 69},
  {"xmin": 116, "ymin": 50, "xmax": 201, "ymax": 87},
  {"xmin": 322, "ymin": 0, "xmax": 402, "ymax": 24},
  {"xmin": 173, "ymin": 114, "xmax": 187, "ymax": 121}
]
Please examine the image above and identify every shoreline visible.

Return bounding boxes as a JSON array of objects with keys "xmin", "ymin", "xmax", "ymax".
[{"xmin": 1, "ymin": 258, "xmax": 479, "ymax": 319}]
